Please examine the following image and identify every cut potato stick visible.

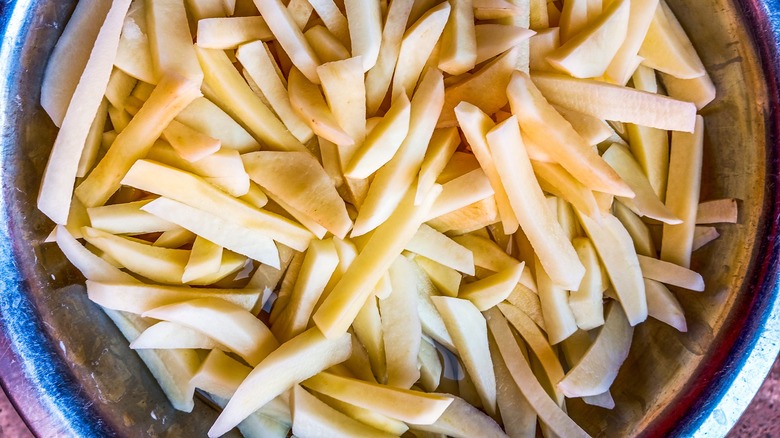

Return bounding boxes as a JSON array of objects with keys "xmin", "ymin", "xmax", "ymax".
[
  {"xmin": 303, "ymin": 372, "xmax": 453, "ymax": 424},
  {"xmin": 197, "ymin": 17, "xmax": 273, "ymax": 49},
  {"xmin": 661, "ymin": 116, "xmax": 704, "ymax": 268},
  {"xmin": 553, "ymin": 105, "xmax": 613, "ymax": 146},
  {"xmin": 661, "ymin": 72, "xmax": 717, "ymax": 111},
  {"xmin": 392, "ymin": 2, "xmax": 451, "ymax": 100},
  {"xmin": 529, "ymin": 27, "xmax": 560, "ymax": 73},
  {"xmin": 638, "ymin": 0, "xmax": 706, "ymax": 80},
  {"xmin": 87, "ymin": 199, "xmax": 178, "ymax": 235},
  {"xmin": 287, "ymin": 66, "xmax": 353, "ymax": 146},
  {"xmin": 208, "ymin": 329, "xmax": 352, "ymax": 437},
  {"xmin": 484, "ymin": 308, "xmax": 590, "ymax": 438},
  {"xmin": 76, "ymin": 99, "xmax": 108, "ymax": 178},
  {"xmin": 438, "ymin": 0, "xmax": 478, "ymax": 76},
  {"xmin": 530, "ymin": 72, "xmax": 697, "ymax": 132},
  {"xmin": 558, "ymin": 303, "xmax": 633, "ymax": 397},
  {"xmin": 475, "ymin": 24, "xmax": 535, "ymax": 65},
  {"xmin": 307, "ymin": 0, "xmax": 350, "ymax": 45},
  {"xmin": 304, "ymin": 25, "xmax": 351, "ymax": 64},
  {"xmin": 697, "ymin": 199, "xmax": 739, "ymax": 224},
  {"xmin": 426, "ymin": 168, "xmax": 495, "ymax": 220},
  {"xmin": 182, "ymin": 236, "xmax": 223, "ymax": 284},
  {"xmin": 251, "ymin": 0, "xmax": 322, "ymax": 83},
  {"xmin": 532, "ymin": 161, "xmax": 600, "ymax": 219},
  {"xmin": 489, "ymin": 333, "xmax": 538, "ymax": 438},
  {"xmin": 271, "ymin": 239, "xmax": 339, "ymax": 342},
  {"xmin": 439, "ymin": 47, "xmax": 521, "ymax": 128},
  {"xmin": 546, "ymin": 0, "xmax": 629, "ymax": 79},
  {"xmin": 292, "ymin": 385, "xmax": 395, "ymax": 438},
  {"xmin": 196, "ymin": 47, "xmax": 307, "ymax": 152},
  {"xmin": 693, "ymin": 226, "xmax": 720, "ymax": 251},
  {"xmin": 637, "ymin": 255, "xmax": 705, "ymax": 291},
  {"xmin": 569, "ymin": 237, "xmax": 607, "ymax": 330},
  {"xmin": 36, "ymin": 0, "xmax": 132, "ymax": 223},
  {"xmin": 142, "ymin": 197, "xmax": 281, "ymax": 267},
  {"xmin": 604, "ymin": 0, "xmax": 658, "ymax": 85},
  {"xmin": 115, "ymin": 0, "xmax": 155, "ymax": 84},
  {"xmin": 365, "ymin": 0, "xmax": 416, "ymax": 115},
  {"xmin": 236, "ymin": 41, "xmax": 314, "ymax": 144},
  {"xmin": 405, "ymin": 224, "xmax": 475, "ymax": 275},
  {"xmin": 407, "ymin": 258, "xmax": 457, "ymax": 351},
  {"xmin": 344, "ymin": 0, "xmax": 382, "ymax": 71},
  {"xmin": 381, "ymin": 256, "xmax": 423, "ymax": 389},
  {"xmin": 314, "ymin": 391, "xmax": 409, "ymax": 435},
  {"xmin": 130, "ymin": 321, "xmax": 223, "ymax": 350},
  {"xmin": 644, "ymin": 278, "xmax": 688, "ymax": 331},
  {"xmin": 176, "ymin": 97, "xmax": 260, "ymax": 153},
  {"xmin": 602, "ymin": 143, "xmax": 681, "ymax": 224},
  {"xmin": 40, "ymin": 0, "xmax": 113, "ymax": 127},
  {"xmin": 428, "ymin": 196, "xmax": 500, "ymax": 234},
  {"xmin": 459, "ymin": 262, "xmax": 524, "ymax": 311},
  {"xmin": 345, "ymin": 93, "xmax": 412, "ymax": 179},
  {"xmin": 146, "ymin": 0, "xmax": 203, "ymax": 85},
  {"xmin": 507, "ymin": 72, "xmax": 633, "ymax": 198},
  {"xmin": 86, "ymin": 280, "xmax": 261, "ymax": 314},
  {"xmin": 81, "ymin": 226, "xmax": 189, "ymax": 284},
  {"xmin": 162, "ymin": 120, "xmax": 221, "ymax": 162},
  {"xmin": 451, "ymin": 234, "xmax": 518, "ymax": 274},
  {"xmin": 122, "ymin": 160, "xmax": 313, "ymax": 252},
  {"xmin": 486, "ymin": 115, "xmax": 585, "ymax": 290},
  {"xmin": 559, "ymin": 0, "xmax": 588, "ymax": 41},
  {"xmin": 352, "ymin": 296, "xmax": 388, "ymax": 382},
  {"xmin": 534, "ymin": 256, "xmax": 578, "ymax": 345},
  {"xmin": 576, "ymin": 211, "xmax": 648, "ymax": 326},
  {"xmin": 431, "ymin": 296, "xmax": 497, "ymax": 416},
  {"xmin": 414, "ymin": 255, "xmax": 462, "ymax": 297},
  {"xmin": 55, "ymin": 226, "xmax": 137, "ymax": 283},
  {"xmin": 352, "ymin": 69, "xmax": 444, "ymax": 236},
  {"xmin": 506, "ymin": 284, "xmax": 546, "ymax": 330},
  {"xmin": 317, "ymin": 57, "xmax": 368, "ymax": 163},
  {"xmin": 416, "ymin": 128, "xmax": 461, "ymax": 204},
  {"xmin": 264, "ymin": 192, "xmax": 329, "ymax": 240},
  {"xmin": 74, "ymin": 75, "xmax": 201, "ymax": 208},
  {"xmin": 410, "ymin": 395, "xmax": 507, "ymax": 438},
  {"xmin": 614, "ymin": 201, "xmax": 657, "ymax": 257},
  {"xmin": 417, "ymin": 337, "xmax": 444, "ymax": 392},
  {"xmin": 314, "ymin": 183, "xmax": 441, "ymax": 338},
  {"xmin": 105, "ymin": 69, "xmax": 137, "ymax": 111}
]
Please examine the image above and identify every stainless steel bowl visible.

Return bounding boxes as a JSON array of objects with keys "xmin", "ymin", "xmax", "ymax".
[{"xmin": 0, "ymin": 0, "xmax": 778, "ymax": 436}]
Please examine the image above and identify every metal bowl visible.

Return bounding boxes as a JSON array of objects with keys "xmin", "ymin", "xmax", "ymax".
[{"xmin": 0, "ymin": 0, "xmax": 778, "ymax": 436}]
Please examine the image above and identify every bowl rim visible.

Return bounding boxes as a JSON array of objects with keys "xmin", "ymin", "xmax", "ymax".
[{"xmin": 0, "ymin": 0, "xmax": 779, "ymax": 437}]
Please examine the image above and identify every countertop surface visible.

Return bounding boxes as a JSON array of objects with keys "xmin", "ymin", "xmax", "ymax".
[{"xmin": 0, "ymin": 357, "xmax": 778, "ymax": 437}]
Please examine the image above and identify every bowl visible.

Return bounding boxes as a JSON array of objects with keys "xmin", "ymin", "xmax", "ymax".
[{"xmin": 0, "ymin": 0, "xmax": 779, "ymax": 436}]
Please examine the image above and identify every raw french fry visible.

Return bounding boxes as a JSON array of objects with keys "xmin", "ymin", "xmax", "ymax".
[
  {"xmin": 426, "ymin": 169, "xmax": 495, "ymax": 220},
  {"xmin": 55, "ymin": 226, "xmax": 137, "ymax": 283},
  {"xmin": 287, "ymin": 66, "xmax": 353, "ymax": 146},
  {"xmin": 604, "ymin": 0, "xmax": 658, "ymax": 85},
  {"xmin": 414, "ymin": 255, "xmax": 462, "ymax": 297},
  {"xmin": 498, "ymin": 302, "xmax": 565, "ymax": 403},
  {"xmin": 428, "ymin": 196, "xmax": 500, "ymax": 234},
  {"xmin": 486, "ymin": 114, "xmax": 586, "ymax": 290},
  {"xmin": 265, "ymin": 191, "xmax": 329, "ymax": 240},
  {"xmin": 208, "ymin": 329, "xmax": 352, "ymax": 437},
  {"xmin": 559, "ymin": 331, "xmax": 616, "ymax": 409},
  {"xmin": 40, "ymin": 0, "xmax": 113, "ymax": 127},
  {"xmin": 76, "ymin": 100, "xmax": 108, "ymax": 178},
  {"xmin": 554, "ymin": 105, "xmax": 613, "ymax": 146},
  {"xmin": 576, "ymin": 211, "xmax": 648, "ymax": 326},
  {"xmin": 162, "ymin": 120, "xmax": 221, "ymax": 162},
  {"xmin": 182, "ymin": 236, "xmax": 223, "ymax": 284},
  {"xmin": 304, "ymin": 26, "xmax": 351, "ymax": 63},
  {"xmin": 271, "ymin": 239, "xmax": 339, "ymax": 342},
  {"xmin": 558, "ymin": 303, "xmax": 633, "ymax": 397},
  {"xmin": 408, "ymin": 260, "xmax": 457, "ymax": 351},
  {"xmin": 451, "ymin": 234, "xmax": 517, "ymax": 274},
  {"xmin": 105, "ymin": 69, "xmax": 137, "ymax": 111},
  {"xmin": 459, "ymin": 262, "xmax": 525, "ymax": 311},
  {"xmin": 438, "ymin": 0, "xmax": 478, "ymax": 75},
  {"xmin": 345, "ymin": 93, "xmax": 412, "ymax": 179},
  {"xmin": 291, "ymin": 385, "xmax": 395, "ymax": 438},
  {"xmin": 661, "ymin": 116, "xmax": 704, "ymax": 268},
  {"xmin": 697, "ymin": 199, "xmax": 739, "ymax": 224},
  {"xmin": 392, "ymin": 2, "xmax": 451, "ymax": 100},
  {"xmin": 416, "ymin": 128, "xmax": 461, "ymax": 204},
  {"xmin": 506, "ymin": 284, "xmax": 545, "ymax": 330},
  {"xmin": 352, "ymin": 296, "xmax": 388, "ymax": 382},
  {"xmin": 507, "ymin": 72, "xmax": 633, "ymax": 198},
  {"xmin": 569, "ymin": 237, "xmax": 607, "ymax": 330},
  {"xmin": 307, "ymin": 0, "xmax": 350, "ymax": 45},
  {"xmin": 693, "ymin": 226, "xmax": 720, "ymax": 251},
  {"xmin": 251, "ymin": 0, "xmax": 322, "ymax": 83},
  {"xmin": 185, "ymin": 0, "xmax": 226, "ymax": 20},
  {"xmin": 473, "ymin": 0, "xmax": 524, "ymax": 20},
  {"xmin": 115, "ymin": 0, "xmax": 155, "ymax": 84},
  {"xmin": 489, "ymin": 333, "xmax": 538, "ymax": 438},
  {"xmin": 243, "ymin": 151, "xmax": 353, "ymax": 239},
  {"xmin": 530, "ymin": 72, "xmax": 698, "ymax": 132},
  {"xmin": 637, "ymin": 255, "xmax": 705, "ymax": 291},
  {"xmin": 534, "ymin": 256, "xmax": 578, "ymax": 345},
  {"xmin": 405, "ymin": 224, "xmax": 475, "ymax": 274},
  {"xmin": 529, "ymin": 27, "xmax": 560, "ymax": 72},
  {"xmin": 410, "ymin": 395, "xmax": 507, "ymax": 438},
  {"xmin": 639, "ymin": 0, "xmax": 706, "ymax": 79},
  {"xmin": 559, "ymin": 0, "xmax": 588, "ymax": 41},
  {"xmin": 196, "ymin": 47, "xmax": 307, "ymax": 152},
  {"xmin": 130, "ymin": 321, "xmax": 223, "ymax": 350},
  {"xmin": 454, "ymin": 103, "xmax": 519, "ymax": 233},
  {"xmin": 532, "ymin": 161, "xmax": 600, "ymax": 218},
  {"xmin": 86, "ymin": 281, "xmax": 261, "ymax": 314},
  {"xmin": 146, "ymin": 0, "xmax": 203, "ymax": 85},
  {"xmin": 87, "ymin": 199, "xmax": 178, "ymax": 235},
  {"xmin": 74, "ymin": 75, "xmax": 201, "ymax": 208},
  {"xmin": 602, "ymin": 143, "xmax": 680, "ymax": 224},
  {"xmin": 286, "ymin": 0, "xmax": 312, "ymax": 28},
  {"xmin": 270, "ymin": 252, "xmax": 306, "ymax": 324},
  {"xmin": 176, "ymin": 97, "xmax": 260, "ymax": 153},
  {"xmin": 381, "ymin": 256, "xmax": 423, "ymax": 389},
  {"xmin": 365, "ymin": 0, "xmax": 416, "ymax": 115},
  {"xmin": 315, "ymin": 391, "xmax": 410, "ymax": 435},
  {"xmin": 475, "ymin": 24, "xmax": 535, "ymax": 65},
  {"xmin": 614, "ymin": 201, "xmax": 657, "ymax": 257},
  {"xmin": 36, "ymin": 0, "xmax": 132, "ymax": 224},
  {"xmin": 314, "ymin": 183, "xmax": 441, "ymax": 338},
  {"xmin": 122, "ymin": 160, "xmax": 314, "ymax": 252},
  {"xmin": 546, "ymin": 0, "xmax": 630, "ymax": 79},
  {"xmin": 431, "ymin": 296, "xmax": 497, "ymax": 416},
  {"xmin": 142, "ymin": 197, "xmax": 281, "ymax": 267},
  {"xmin": 352, "ymin": 69, "xmax": 444, "ymax": 236},
  {"xmin": 317, "ymin": 57, "xmax": 368, "ymax": 164},
  {"xmin": 484, "ymin": 308, "xmax": 590, "ymax": 438},
  {"xmin": 644, "ymin": 278, "xmax": 688, "ymax": 331},
  {"xmin": 303, "ymin": 372, "xmax": 454, "ymax": 424},
  {"xmin": 439, "ymin": 47, "xmax": 521, "ymax": 128},
  {"xmin": 418, "ymin": 337, "xmax": 443, "ymax": 392},
  {"xmin": 197, "ymin": 17, "xmax": 273, "ymax": 49},
  {"xmin": 661, "ymin": 72, "xmax": 717, "ymax": 110},
  {"xmin": 344, "ymin": 0, "xmax": 383, "ymax": 71}
]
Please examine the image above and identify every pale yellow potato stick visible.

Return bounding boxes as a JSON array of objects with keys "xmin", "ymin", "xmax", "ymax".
[
  {"xmin": 317, "ymin": 57, "xmax": 367, "ymax": 164},
  {"xmin": 438, "ymin": 0, "xmax": 478, "ymax": 75},
  {"xmin": 314, "ymin": 183, "xmax": 441, "ymax": 339},
  {"xmin": 661, "ymin": 116, "xmax": 704, "ymax": 268},
  {"xmin": 307, "ymin": 0, "xmax": 350, "ymax": 46},
  {"xmin": 697, "ymin": 198, "xmax": 739, "ymax": 224},
  {"xmin": 115, "ymin": 0, "xmax": 156, "ymax": 84},
  {"xmin": 475, "ymin": 24, "xmax": 535, "ymax": 64},
  {"xmin": 344, "ymin": 0, "xmax": 383, "ymax": 71},
  {"xmin": 486, "ymin": 115, "xmax": 585, "ymax": 290},
  {"xmin": 605, "ymin": 0, "xmax": 659, "ymax": 85},
  {"xmin": 637, "ymin": 255, "xmax": 705, "ymax": 291},
  {"xmin": 291, "ymin": 385, "xmax": 396, "ymax": 438},
  {"xmin": 382, "ymin": 256, "xmax": 423, "ymax": 389},
  {"xmin": 197, "ymin": 17, "xmax": 273, "ymax": 50},
  {"xmin": 146, "ymin": 0, "xmax": 204, "ymax": 85},
  {"xmin": 37, "ymin": 0, "xmax": 132, "ymax": 224},
  {"xmin": 287, "ymin": 67, "xmax": 354, "ymax": 146},
  {"xmin": 639, "ymin": 0, "xmax": 706, "ymax": 79}
]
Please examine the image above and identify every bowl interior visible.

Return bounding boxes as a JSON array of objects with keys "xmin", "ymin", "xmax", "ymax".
[{"xmin": 0, "ymin": 0, "xmax": 772, "ymax": 436}]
